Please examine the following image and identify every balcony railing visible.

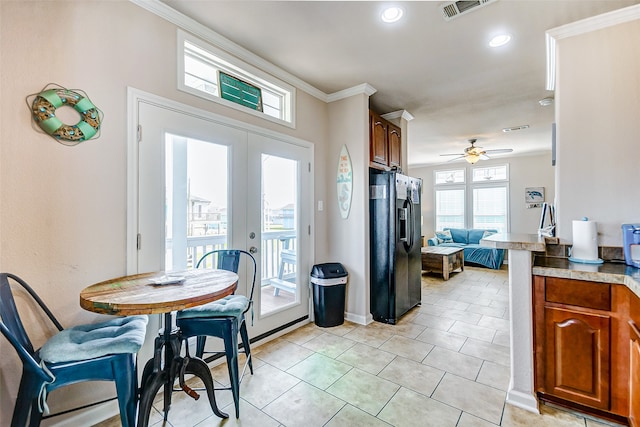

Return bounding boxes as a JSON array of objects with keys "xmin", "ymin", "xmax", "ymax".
[{"xmin": 167, "ymin": 230, "xmax": 296, "ymax": 286}]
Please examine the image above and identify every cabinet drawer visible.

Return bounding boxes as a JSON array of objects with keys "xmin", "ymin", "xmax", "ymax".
[{"xmin": 545, "ymin": 277, "xmax": 610, "ymax": 311}]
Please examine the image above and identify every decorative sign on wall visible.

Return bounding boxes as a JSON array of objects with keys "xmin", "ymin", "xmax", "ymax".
[
  {"xmin": 219, "ymin": 71, "xmax": 263, "ymax": 112},
  {"xmin": 27, "ymin": 83, "xmax": 103, "ymax": 146},
  {"xmin": 337, "ymin": 144, "xmax": 353, "ymax": 219}
]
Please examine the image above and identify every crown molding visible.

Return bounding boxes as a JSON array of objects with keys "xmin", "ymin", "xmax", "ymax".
[
  {"xmin": 545, "ymin": 4, "xmax": 640, "ymax": 91},
  {"xmin": 326, "ymin": 83, "xmax": 377, "ymax": 103},
  {"xmin": 382, "ymin": 110, "xmax": 415, "ymax": 122},
  {"xmin": 130, "ymin": 0, "xmax": 329, "ymax": 101}
]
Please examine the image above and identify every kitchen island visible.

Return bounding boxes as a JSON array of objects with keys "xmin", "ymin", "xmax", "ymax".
[
  {"xmin": 480, "ymin": 233, "xmax": 546, "ymax": 414},
  {"xmin": 481, "ymin": 233, "xmax": 640, "ymax": 424}
]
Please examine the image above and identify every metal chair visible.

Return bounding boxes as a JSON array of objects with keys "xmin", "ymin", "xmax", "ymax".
[
  {"xmin": 0, "ymin": 273, "xmax": 147, "ymax": 427},
  {"xmin": 176, "ymin": 249, "xmax": 256, "ymax": 418}
]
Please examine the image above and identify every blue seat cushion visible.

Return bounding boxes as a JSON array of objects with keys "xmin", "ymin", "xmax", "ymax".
[
  {"xmin": 177, "ymin": 295, "xmax": 249, "ymax": 320},
  {"xmin": 39, "ymin": 315, "xmax": 148, "ymax": 363}
]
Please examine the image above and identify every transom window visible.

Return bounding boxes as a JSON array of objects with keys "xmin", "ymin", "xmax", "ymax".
[
  {"xmin": 178, "ymin": 30, "xmax": 295, "ymax": 127},
  {"xmin": 472, "ymin": 165, "xmax": 508, "ymax": 182},
  {"xmin": 435, "ymin": 169, "xmax": 465, "ymax": 184}
]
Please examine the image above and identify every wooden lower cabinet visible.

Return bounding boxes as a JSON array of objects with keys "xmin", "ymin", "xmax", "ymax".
[
  {"xmin": 543, "ymin": 306, "xmax": 610, "ymax": 409},
  {"xmin": 631, "ymin": 321, "xmax": 640, "ymax": 427},
  {"xmin": 533, "ymin": 275, "xmax": 635, "ymax": 424}
]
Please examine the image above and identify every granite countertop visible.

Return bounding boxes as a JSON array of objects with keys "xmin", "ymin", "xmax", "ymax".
[
  {"xmin": 478, "ymin": 232, "xmax": 640, "ymax": 297},
  {"xmin": 533, "ymin": 255, "xmax": 640, "ymax": 298},
  {"xmin": 480, "ymin": 232, "xmax": 546, "ymax": 251}
]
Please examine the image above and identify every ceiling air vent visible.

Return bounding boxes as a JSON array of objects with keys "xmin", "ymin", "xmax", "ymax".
[{"xmin": 440, "ymin": 0, "xmax": 498, "ymax": 21}]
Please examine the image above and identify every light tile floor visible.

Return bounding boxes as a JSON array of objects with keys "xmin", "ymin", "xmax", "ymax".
[{"xmin": 94, "ymin": 266, "xmax": 618, "ymax": 427}]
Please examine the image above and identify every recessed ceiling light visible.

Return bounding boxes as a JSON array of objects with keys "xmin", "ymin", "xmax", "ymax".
[
  {"xmin": 489, "ymin": 34, "xmax": 511, "ymax": 48},
  {"xmin": 381, "ymin": 6, "xmax": 403, "ymax": 23}
]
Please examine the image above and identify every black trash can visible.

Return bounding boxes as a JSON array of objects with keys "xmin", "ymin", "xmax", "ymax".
[{"xmin": 310, "ymin": 263, "xmax": 348, "ymax": 327}]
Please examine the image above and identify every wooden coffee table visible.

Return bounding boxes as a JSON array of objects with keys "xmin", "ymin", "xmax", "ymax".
[{"xmin": 421, "ymin": 246, "xmax": 464, "ymax": 280}]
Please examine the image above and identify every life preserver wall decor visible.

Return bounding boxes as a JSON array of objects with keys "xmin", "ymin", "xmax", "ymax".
[{"xmin": 27, "ymin": 84, "xmax": 103, "ymax": 146}]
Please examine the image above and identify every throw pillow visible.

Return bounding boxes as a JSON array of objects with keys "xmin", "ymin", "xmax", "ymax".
[
  {"xmin": 435, "ymin": 230, "xmax": 453, "ymax": 243},
  {"xmin": 482, "ymin": 230, "xmax": 496, "ymax": 239}
]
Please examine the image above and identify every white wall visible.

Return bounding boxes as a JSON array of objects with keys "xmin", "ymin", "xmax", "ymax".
[
  {"xmin": 410, "ymin": 153, "xmax": 555, "ymax": 239},
  {"xmin": 555, "ymin": 19, "xmax": 640, "ymax": 246},
  {"xmin": 326, "ymin": 95, "xmax": 371, "ymax": 324},
  {"xmin": 0, "ymin": 1, "xmax": 329, "ymax": 424}
]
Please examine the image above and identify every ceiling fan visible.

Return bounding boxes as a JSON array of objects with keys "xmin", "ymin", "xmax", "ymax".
[{"xmin": 440, "ymin": 139, "xmax": 513, "ymax": 164}]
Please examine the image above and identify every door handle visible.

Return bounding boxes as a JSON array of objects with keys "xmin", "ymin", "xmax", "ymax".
[{"xmin": 249, "ymin": 246, "xmax": 258, "ymax": 254}]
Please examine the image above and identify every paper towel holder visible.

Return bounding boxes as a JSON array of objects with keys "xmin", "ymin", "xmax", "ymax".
[{"xmin": 568, "ymin": 217, "xmax": 603, "ymax": 264}]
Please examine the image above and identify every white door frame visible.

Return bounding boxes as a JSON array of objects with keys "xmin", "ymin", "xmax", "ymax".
[{"xmin": 126, "ymin": 87, "xmax": 315, "ymax": 276}]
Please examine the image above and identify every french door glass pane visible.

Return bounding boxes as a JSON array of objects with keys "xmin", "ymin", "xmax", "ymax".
[
  {"xmin": 165, "ymin": 134, "xmax": 228, "ymax": 270},
  {"xmin": 435, "ymin": 188, "xmax": 465, "ymax": 230},
  {"xmin": 473, "ymin": 186, "xmax": 507, "ymax": 232},
  {"xmin": 260, "ymin": 154, "xmax": 297, "ymax": 315}
]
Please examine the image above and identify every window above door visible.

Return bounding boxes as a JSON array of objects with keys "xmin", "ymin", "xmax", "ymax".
[{"xmin": 178, "ymin": 30, "xmax": 295, "ymax": 128}]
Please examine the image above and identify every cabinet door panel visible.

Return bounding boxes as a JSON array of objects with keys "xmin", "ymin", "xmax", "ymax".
[
  {"xmin": 370, "ymin": 112, "xmax": 388, "ymax": 166},
  {"xmin": 388, "ymin": 123, "xmax": 401, "ymax": 168},
  {"xmin": 631, "ymin": 321, "xmax": 640, "ymax": 427},
  {"xmin": 544, "ymin": 307, "xmax": 610, "ymax": 410}
]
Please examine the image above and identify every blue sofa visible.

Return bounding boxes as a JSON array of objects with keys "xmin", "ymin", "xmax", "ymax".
[{"xmin": 427, "ymin": 228, "xmax": 505, "ymax": 270}]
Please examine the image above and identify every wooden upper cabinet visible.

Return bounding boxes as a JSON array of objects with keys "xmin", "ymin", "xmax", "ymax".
[
  {"xmin": 369, "ymin": 110, "xmax": 401, "ymax": 170},
  {"xmin": 388, "ymin": 122, "xmax": 401, "ymax": 168},
  {"xmin": 370, "ymin": 111, "xmax": 388, "ymax": 166}
]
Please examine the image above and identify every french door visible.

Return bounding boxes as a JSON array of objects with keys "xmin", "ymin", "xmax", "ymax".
[{"xmin": 130, "ymin": 91, "xmax": 312, "ymax": 338}]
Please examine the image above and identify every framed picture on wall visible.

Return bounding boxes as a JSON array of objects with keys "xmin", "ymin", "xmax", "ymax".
[{"xmin": 525, "ymin": 187, "xmax": 545, "ymax": 203}]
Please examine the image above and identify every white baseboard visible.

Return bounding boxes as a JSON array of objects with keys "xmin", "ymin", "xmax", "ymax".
[
  {"xmin": 344, "ymin": 311, "xmax": 371, "ymax": 325},
  {"xmin": 506, "ymin": 389, "xmax": 540, "ymax": 414}
]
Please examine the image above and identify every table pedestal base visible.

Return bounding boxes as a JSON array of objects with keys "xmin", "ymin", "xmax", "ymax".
[{"xmin": 137, "ymin": 313, "xmax": 227, "ymax": 427}]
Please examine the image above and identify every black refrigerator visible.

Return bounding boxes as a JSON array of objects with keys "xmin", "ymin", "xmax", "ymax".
[{"xmin": 369, "ymin": 169, "xmax": 422, "ymax": 324}]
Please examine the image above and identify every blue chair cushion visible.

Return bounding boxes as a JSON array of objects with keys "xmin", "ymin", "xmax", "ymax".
[
  {"xmin": 177, "ymin": 295, "xmax": 249, "ymax": 320},
  {"xmin": 39, "ymin": 315, "xmax": 148, "ymax": 363}
]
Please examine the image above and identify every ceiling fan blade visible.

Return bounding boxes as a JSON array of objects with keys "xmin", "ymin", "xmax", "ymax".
[
  {"xmin": 480, "ymin": 154, "xmax": 490, "ymax": 160},
  {"xmin": 446, "ymin": 155, "xmax": 465, "ymax": 162},
  {"xmin": 484, "ymin": 148, "xmax": 513, "ymax": 154},
  {"xmin": 440, "ymin": 153, "xmax": 464, "ymax": 157}
]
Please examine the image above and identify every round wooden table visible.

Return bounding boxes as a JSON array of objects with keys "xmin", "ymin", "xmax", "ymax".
[{"xmin": 80, "ymin": 269, "xmax": 238, "ymax": 426}]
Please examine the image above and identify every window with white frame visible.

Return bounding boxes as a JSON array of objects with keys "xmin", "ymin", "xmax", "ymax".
[
  {"xmin": 434, "ymin": 168, "xmax": 466, "ymax": 230},
  {"xmin": 473, "ymin": 186, "xmax": 508, "ymax": 232},
  {"xmin": 434, "ymin": 164, "xmax": 509, "ymax": 233},
  {"xmin": 435, "ymin": 187, "xmax": 465, "ymax": 230},
  {"xmin": 178, "ymin": 30, "xmax": 295, "ymax": 127}
]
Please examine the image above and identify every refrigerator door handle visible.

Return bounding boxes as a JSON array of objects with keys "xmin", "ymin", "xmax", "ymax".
[
  {"xmin": 398, "ymin": 206, "xmax": 408, "ymax": 243},
  {"xmin": 401, "ymin": 198, "xmax": 413, "ymax": 249},
  {"xmin": 406, "ymin": 199, "xmax": 413, "ymax": 249}
]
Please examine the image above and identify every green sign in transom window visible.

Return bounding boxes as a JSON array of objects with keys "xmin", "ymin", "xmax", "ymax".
[{"xmin": 219, "ymin": 71, "xmax": 263, "ymax": 112}]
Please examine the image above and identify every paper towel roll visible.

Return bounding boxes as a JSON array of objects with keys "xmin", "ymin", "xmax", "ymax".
[{"xmin": 571, "ymin": 219, "xmax": 599, "ymax": 261}]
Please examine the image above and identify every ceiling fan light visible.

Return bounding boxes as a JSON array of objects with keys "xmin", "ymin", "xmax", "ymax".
[{"xmin": 465, "ymin": 154, "xmax": 480, "ymax": 164}]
